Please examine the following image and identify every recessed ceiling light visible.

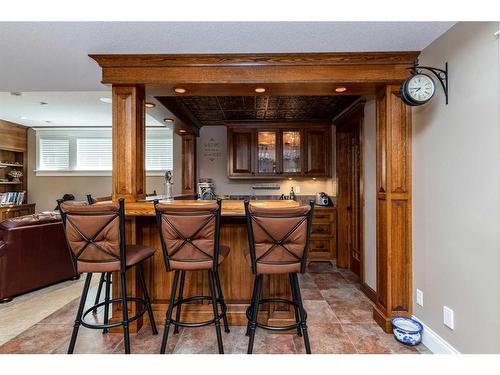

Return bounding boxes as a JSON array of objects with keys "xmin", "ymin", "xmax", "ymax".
[
  {"xmin": 20, "ymin": 116, "xmax": 28, "ymax": 120},
  {"xmin": 254, "ymin": 87, "xmax": 266, "ymax": 93},
  {"xmin": 145, "ymin": 102, "xmax": 155, "ymax": 108},
  {"xmin": 163, "ymin": 118, "xmax": 175, "ymax": 123},
  {"xmin": 99, "ymin": 97, "xmax": 112, "ymax": 104},
  {"xmin": 335, "ymin": 87, "xmax": 347, "ymax": 93},
  {"xmin": 179, "ymin": 129, "xmax": 187, "ymax": 133},
  {"xmin": 174, "ymin": 87, "xmax": 187, "ymax": 94}
]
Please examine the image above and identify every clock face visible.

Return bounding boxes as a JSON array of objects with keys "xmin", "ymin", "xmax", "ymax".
[{"xmin": 406, "ymin": 74, "xmax": 435, "ymax": 103}]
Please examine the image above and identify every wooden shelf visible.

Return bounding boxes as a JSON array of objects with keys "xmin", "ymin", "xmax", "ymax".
[
  {"xmin": 0, "ymin": 163, "xmax": 23, "ymax": 167},
  {"xmin": 0, "ymin": 181, "xmax": 23, "ymax": 185}
]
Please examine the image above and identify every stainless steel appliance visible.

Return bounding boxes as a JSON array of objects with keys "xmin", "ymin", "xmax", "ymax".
[{"xmin": 315, "ymin": 192, "xmax": 330, "ymax": 206}]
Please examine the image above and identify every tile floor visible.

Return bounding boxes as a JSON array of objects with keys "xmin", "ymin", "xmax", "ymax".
[{"xmin": 0, "ymin": 263, "xmax": 431, "ymax": 354}]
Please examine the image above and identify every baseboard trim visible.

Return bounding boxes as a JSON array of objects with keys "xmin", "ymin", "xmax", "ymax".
[
  {"xmin": 412, "ymin": 315, "xmax": 460, "ymax": 354},
  {"xmin": 360, "ymin": 282, "xmax": 377, "ymax": 303}
]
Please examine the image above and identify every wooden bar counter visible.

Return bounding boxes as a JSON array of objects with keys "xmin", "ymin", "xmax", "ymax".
[{"xmin": 115, "ymin": 200, "xmax": 299, "ymax": 332}]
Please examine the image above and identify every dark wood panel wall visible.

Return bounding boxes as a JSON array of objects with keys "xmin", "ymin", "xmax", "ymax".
[{"xmin": 181, "ymin": 134, "xmax": 197, "ymax": 194}]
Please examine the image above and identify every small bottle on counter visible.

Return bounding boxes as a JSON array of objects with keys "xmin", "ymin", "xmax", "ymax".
[{"xmin": 289, "ymin": 187, "xmax": 296, "ymax": 201}]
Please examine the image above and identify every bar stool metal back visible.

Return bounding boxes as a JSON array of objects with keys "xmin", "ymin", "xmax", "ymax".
[
  {"xmin": 244, "ymin": 200, "xmax": 315, "ymax": 354},
  {"xmin": 155, "ymin": 199, "xmax": 230, "ymax": 354},
  {"xmin": 58, "ymin": 198, "xmax": 158, "ymax": 354},
  {"xmin": 85, "ymin": 194, "xmax": 113, "ymax": 320}
]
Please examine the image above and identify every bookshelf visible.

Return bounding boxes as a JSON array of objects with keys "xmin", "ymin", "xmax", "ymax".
[{"xmin": 0, "ymin": 120, "xmax": 34, "ymax": 219}]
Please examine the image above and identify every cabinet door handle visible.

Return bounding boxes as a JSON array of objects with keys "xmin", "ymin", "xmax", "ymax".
[{"xmin": 315, "ymin": 215, "xmax": 327, "ymax": 219}]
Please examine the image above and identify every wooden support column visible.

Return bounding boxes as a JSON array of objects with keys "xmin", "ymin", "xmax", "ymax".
[
  {"xmin": 111, "ymin": 85, "xmax": 146, "ymax": 332},
  {"xmin": 373, "ymin": 85, "xmax": 412, "ymax": 332},
  {"xmin": 181, "ymin": 134, "xmax": 196, "ymax": 194},
  {"xmin": 112, "ymin": 85, "xmax": 146, "ymax": 202}
]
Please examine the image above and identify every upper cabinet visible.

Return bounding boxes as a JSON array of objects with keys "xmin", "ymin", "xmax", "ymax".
[{"xmin": 227, "ymin": 123, "xmax": 331, "ymax": 179}]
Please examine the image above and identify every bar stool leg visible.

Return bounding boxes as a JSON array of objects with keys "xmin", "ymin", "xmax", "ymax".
[
  {"xmin": 289, "ymin": 273, "xmax": 303, "ymax": 337},
  {"xmin": 173, "ymin": 271, "xmax": 185, "ymax": 335},
  {"xmin": 208, "ymin": 269, "xmax": 224, "ymax": 354},
  {"xmin": 245, "ymin": 275, "xmax": 259, "ymax": 337},
  {"xmin": 68, "ymin": 273, "xmax": 93, "ymax": 354},
  {"xmin": 102, "ymin": 272, "xmax": 111, "ymax": 334},
  {"xmin": 161, "ymin": 270, "xmax": 179, "ymax": 354},
  {"xmin": 214, "ymin": 269, "xmax": 230, "ymax": 333},
  {"xmin": 291, "ymin": 273, "xmax": 311, "ymax": 354},
  {"xmin": 120, "ymin": 271, "xmax": 131, "ymax": 354},
  {"xmin": 247, "ymin": 274, "xmax": 263, "ymax": 354},
  {"xmin": 137, "ymin": 264, "xmax": 158, "ymax": 335},
  {"xmin": 92, "ymin": 273, "xmax": 105, "ymax": 314}
]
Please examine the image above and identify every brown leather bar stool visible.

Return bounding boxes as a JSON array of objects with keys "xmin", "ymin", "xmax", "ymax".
[
  {"xmin": 58, "ymin": 198, "xmax": 158, "ymax": 354},
  {"xmin": 154, "ymin": 199, "xmax": 230, "ymax": 354},
  {"xmin": 244, "ymin": 200, "xmax": 315, "ymax": 354}
]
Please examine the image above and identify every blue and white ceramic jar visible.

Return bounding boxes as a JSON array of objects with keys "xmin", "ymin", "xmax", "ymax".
[{"xmin": 391, "ymin": 317, "xmax": 423, "ymax": 346}]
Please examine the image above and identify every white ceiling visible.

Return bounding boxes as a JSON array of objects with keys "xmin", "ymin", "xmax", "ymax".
[
  {"xmin": 0, "ymin": 22, "xmax": 455, "ymax": 92},
  {"xmin": 0, "ymin": 22, "xmax": 455, "ymax": 127},
  {"xmin": 0, "ymin": 92, "xmax": 165, "ymax": 128}
]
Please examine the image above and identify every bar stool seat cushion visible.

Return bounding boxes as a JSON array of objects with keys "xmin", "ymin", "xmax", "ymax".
[
  {"xmin": 169, "ymin": 245, "xmax": 230, "ymax": 271},
  {"xmin": 77, "ymin": 245, "xmax": 156, "ymax": 273},
  {"xmin": 244, "ymin": 248, "xmax": 301, "ymax": 274}
]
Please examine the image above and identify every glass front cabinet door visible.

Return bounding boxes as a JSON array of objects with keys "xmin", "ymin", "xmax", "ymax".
[
  {"xmin": 256, "ymin": 130, "xmax": 279, "ymax": 175},
  {"xmin": 281, "ymin": 130, "xmax": 302, "ymax": 175}
]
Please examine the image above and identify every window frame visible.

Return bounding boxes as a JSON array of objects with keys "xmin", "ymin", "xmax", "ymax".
[{"xmin": 35, "ymin": 127, "xmax": 173, "ymax": 177}]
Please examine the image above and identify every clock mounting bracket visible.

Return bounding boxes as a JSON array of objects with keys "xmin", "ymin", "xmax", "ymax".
[{"xmin": 407, "ymin": 59, "xmax": 449, "ymax": 105}]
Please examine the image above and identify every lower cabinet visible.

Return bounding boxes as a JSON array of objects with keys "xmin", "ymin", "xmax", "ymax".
[
  {"xmin": 308, "ymin": 207, "xmax": 337, "ymax": 265},
  {"xmin": 0, "ymin": 203, "xmax": 36, "ymax": 221}
]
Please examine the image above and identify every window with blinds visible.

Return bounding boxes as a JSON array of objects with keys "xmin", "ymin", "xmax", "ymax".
[
  {"xmin": 76, "ymin": 138, "xmax": 112, "ymax": 170},
  {"xmin": 39, "ymin": 139, "xmax": 70, "ymax": 170},
  {"xmin": 146, "ymin": 137, "xmax": 173, "ymax": 170},
  {"xmin": 36, "ymin": 127, "xmax": 173, "ymax": 174}
]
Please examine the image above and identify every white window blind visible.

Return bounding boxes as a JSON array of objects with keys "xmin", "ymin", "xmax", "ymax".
[
  {"xmin": 36, "ymin": 127, "xmax": 173, "ymax": 175},
  {"xmin": 77, "ymin": 138, "xmax": 112, "ymax": 170},
  {"xmin": 146, "ymin": 137, "xmax": 173, "ymax": 170},
  {"xmin": 39, "ymin": 139, "xmax": 70, "ymax": 170}
]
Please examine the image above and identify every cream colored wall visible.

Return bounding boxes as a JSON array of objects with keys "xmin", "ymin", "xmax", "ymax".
[
  {"xmin": 196, "ymin": 125, "xmax": 336, "ymax": 197},
  {"xmin": 363, "ymin": 98, "xmax": 377, "ymax": 291},
  {"xmin": 413, "ymin": 22, "xmax": 500, "ymax": 353},
  {"xmin": 27, "ymin": 128, "xmax": 182, "ymax": 212}
]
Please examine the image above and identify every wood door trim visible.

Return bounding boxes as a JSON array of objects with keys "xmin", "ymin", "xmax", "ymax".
[{"xmin": 335, "ymin": 100, "xmax": 365, "ymax": 282}]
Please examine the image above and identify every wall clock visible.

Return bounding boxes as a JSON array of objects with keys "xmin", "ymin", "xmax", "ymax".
[
  {"xmin": 400, "ymin": 60, "xmax": 449, "ymax": 106},
  {"xmin": 401, "ymin": 73, "xmax": 436, "ymax": 106}
]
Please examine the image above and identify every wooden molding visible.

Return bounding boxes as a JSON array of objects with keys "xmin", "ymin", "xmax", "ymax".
[
  {"xmin": 90, "ymin": 52, "xmax": 419, "ymax": 68},
  {"xmin": 360, "ymin": 282, "xmax": 377, "ymax": 304},
  {"xmin": 89, "ymin": 52, "xmax": 418, "ymax": 86}
]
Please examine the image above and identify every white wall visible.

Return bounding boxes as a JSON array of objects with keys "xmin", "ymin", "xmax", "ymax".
[
  {"xmin": 197, "ymin": 125, "xmax": 336, "ymax": 196},
  {"xmin": 413, "ymin": 22, "xmax": 500, "ymax": 353},
  {"xmin": 363, "ymin": 98, "xmax": 377, "ymax": 291},
  {"xmin": 27, "ymin": 129, "xmax": 183, "ymax": 212}
]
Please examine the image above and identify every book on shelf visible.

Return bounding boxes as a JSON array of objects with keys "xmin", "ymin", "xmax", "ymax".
[{"xmin": 0, "ymin": 191, "xmax": 25, "ymax": 206}]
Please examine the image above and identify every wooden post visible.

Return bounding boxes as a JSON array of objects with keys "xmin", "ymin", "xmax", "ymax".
[
  {"xmin": 112, "ymin": 85, "xmax": 146, "ymax": 202},
  {"xmin": 111, "ymin": 85, "xmax": 146, "ymax": 332},
  {"xmin": 181, "ymin": 134, "xmax": 196, "ymax": 195},
  {"xmin": 374, "ymin": 85, "xmax": 412, "ymax": 332}
]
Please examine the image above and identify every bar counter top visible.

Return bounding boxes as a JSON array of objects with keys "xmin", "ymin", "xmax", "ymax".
[{"xmin": 125, "ymin": 199, "xmax": 300, "ymax": 217}]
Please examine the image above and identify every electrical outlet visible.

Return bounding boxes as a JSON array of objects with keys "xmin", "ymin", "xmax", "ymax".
[
  {"xmin": 416, "ymin": 289, "xmax": 424, "ymax": 307},
  {"xmin": 443, "ymin": 306, "xmax": 454, "ymax": 330},
  {"xmin": 295, "ymin": 185, "xmax": 301, "ymax": 193}
]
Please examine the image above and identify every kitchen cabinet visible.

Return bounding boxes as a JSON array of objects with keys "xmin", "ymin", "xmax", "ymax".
[
  {"xmin": 307, "ymin": 207, "xmax": 337, "ymax": 265},
  {"xmin": 227, "ymin": 123, "xmax": 331, "ymax": 179}
]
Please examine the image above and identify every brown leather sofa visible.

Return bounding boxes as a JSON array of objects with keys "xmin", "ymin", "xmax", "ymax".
[{"xmin": 0, "ymin": 212, "xmax": 78, "ymax": 303}]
